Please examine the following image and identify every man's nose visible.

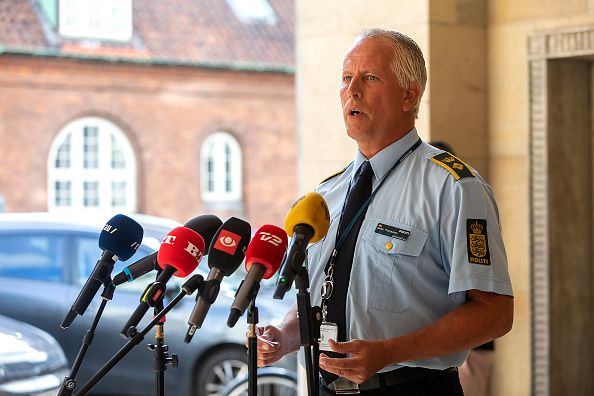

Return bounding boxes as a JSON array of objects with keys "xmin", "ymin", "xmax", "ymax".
[{"xmin": 347, "ymin": 77, "xmax": 361, "ymax": 98}]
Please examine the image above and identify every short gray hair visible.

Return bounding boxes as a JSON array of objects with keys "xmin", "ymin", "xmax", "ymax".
[{"xmin": 354, "ymin": 28, "xmax": 427, "ymax": 119}]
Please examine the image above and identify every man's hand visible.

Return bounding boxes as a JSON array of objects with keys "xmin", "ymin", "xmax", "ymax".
[
  {"xmin": 247, "ymin": 325, "xmax": 289, "ymax": 367},
  {"xmin": 319, "ymin": 338, "xmax": 392, "ymax": 384},
  {"xmin": 245, "ymin": 302, "xmax": 301, "ymax": 367}
]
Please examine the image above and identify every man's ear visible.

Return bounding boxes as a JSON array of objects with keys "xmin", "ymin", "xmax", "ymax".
[{"xmin": 402, "ymin": 82, "xmax": 421, "ymax": 112}]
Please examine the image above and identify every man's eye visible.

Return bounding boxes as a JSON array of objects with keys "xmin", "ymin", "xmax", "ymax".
[
  {"xmin": 368, "ymin": 75, "xmax": 377, "ymax": 80},
  {"xmin": 343, "ymin": 76, "xmax": 352, "ymax": 82}
]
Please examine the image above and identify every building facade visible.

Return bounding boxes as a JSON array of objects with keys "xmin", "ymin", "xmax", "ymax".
[{"xmin": 0, "ymin": 0, "xmax": 297, "ymax": 230}]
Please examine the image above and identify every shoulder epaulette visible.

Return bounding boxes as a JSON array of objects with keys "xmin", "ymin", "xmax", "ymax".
[
  {"xmin": 319, "ymin": 165, "xmax": 349, "ymax": 185},
  {"xmin": 430, "ymin": 152, "xmax": 475, "ymax": 180}
]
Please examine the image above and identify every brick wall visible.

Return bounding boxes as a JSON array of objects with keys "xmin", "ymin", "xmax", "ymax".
[{"xmin": 0, "ymin": 54, "xmax": 297, "ymax": 230}]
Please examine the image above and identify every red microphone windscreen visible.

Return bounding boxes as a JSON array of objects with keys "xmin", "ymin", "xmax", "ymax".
[
  {"xmin": 157, "ymin": 227, "xmax": 205, "ymax": 277},
  {"xmin": 245, "ymin": 224, "xmax": 288, "ymax": 279}
]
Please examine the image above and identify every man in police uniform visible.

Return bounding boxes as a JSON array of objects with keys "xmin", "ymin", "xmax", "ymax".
[{"xmin": 253, "ymin": 28, "xmax": 514, "ymax": 395}]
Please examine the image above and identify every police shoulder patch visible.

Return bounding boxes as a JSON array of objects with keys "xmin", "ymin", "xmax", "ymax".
[
  {"xmin": 430, "ymin": 152, "xmax": 475, "ymax": 180},
  {"xmin": 467, "ymin": 219, "xmax": 491, "ymax": 265}
]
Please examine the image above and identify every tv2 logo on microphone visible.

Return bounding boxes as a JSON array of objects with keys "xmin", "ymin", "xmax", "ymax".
[
  {"xmin": 214, "ymin": 230, "xmax": 242, "ymax": 255},
  {"xmin": 258, "ymin": 232, "xmax": 284, "ymax": 247}
]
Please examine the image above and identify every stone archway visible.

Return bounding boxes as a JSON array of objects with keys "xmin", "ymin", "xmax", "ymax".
[{"xmin": 528, "ymin": 26, "xmax": 594, "ymax": 396}]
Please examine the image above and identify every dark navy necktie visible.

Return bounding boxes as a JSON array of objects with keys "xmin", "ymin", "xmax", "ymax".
[{"xmin": 321, "ymin": 160, "xmax": 374, "ymax": 384}]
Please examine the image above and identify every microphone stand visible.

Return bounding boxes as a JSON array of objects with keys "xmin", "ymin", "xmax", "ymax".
[
  {"xmin": 58, "ymin": 281, "xmax": 116, "ymax": 396},
  {"xmin": 246, "ymin": 286, "xmax": 261, "ymax": 396},
  {"xmin": 150, "ymin": 324, "xmax": 173, "ymax": 396},
  {"xmin": 148, "ymin": 280, "xmax": 178, "ymax": 396},
  {"xmin": 295, "ymin": 266, "xmax": 322, "ymax": 396},
  {"xmin": 73, "ymin": 274, "xmax": 204, "ymax": 396}
]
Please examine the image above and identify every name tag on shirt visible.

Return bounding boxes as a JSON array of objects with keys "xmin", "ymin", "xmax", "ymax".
[{"xmin": 375, "ymin": 223, "xmax": 410, "ymax": 241}]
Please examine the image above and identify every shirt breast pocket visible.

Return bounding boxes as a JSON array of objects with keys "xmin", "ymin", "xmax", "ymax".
[{"xmin": 351, "ymin": 219, "xmax": 428, "ymax": 312}]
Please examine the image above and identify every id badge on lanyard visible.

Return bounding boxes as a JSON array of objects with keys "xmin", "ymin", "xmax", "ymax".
[{"xmin": 319, "ymin": 322, "xmax": 339, "ymax": 352}]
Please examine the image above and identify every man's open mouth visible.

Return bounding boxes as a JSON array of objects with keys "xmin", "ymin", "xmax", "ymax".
[{"xmin": 350, "ymin": 110, "xmax": 360, "ymax": 115}]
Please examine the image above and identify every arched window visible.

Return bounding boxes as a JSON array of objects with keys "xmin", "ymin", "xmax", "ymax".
[
  {"xmin": 200, "ymin": 132, "xmax": 242, "ymax": 203},
  {"xmin": 47, "ymin": 117, "xmax": 137, "ymax": 213}
]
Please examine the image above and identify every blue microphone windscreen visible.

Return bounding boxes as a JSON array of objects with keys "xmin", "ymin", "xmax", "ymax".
[{"xmin": 99, "ymin": 214, "xmax": 144, "ymax": 261}]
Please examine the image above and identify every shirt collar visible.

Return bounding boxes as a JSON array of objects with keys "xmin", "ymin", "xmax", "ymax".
[{"xmin": 352, "ymin": 127, "xmax": 420, "ymax": 182}]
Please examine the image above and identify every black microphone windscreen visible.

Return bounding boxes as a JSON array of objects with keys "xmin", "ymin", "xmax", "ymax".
[
  {"xmin": 184, "ymin": 215, "xmax": 223, "ymax": 255},
  {"xmin": 208, "ymin": 217, "xmax": 251, "ymax": 276}
]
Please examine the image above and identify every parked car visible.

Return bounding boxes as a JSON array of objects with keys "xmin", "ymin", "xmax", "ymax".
[
  {"xmin": 0, "ymin": 314, "xmax": 69, "ymax": 396},
  {"xmin": 0, "ymin": 212, "xmax": 296, "ymax": 396}
]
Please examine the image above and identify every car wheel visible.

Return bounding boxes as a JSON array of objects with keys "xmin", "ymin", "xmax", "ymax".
[
  {"xmin": 221, "ymin": 367, "xmax": 298, "ymax": 396},
  {"xmin": 195, "ymin": 347, "xmax": 249, "ymax": 396}
]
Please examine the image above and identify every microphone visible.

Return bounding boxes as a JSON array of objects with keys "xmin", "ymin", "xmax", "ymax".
[
  {"xmin": 112, "ymin": 215, "xmax": 222, "ymax": 286},
  {"xmin": 227, "ymin": 224, "xmax": 288, "ymax": 327},
  {"xmin": 120, "ymin": 226, "xmax": 205, "ymax": 338},
  {"xmin": 273, "ymin": 192, "xmax": 330, "ymax": 300},
  {"xmin": 61, "ymin": 214, "xmax": 143, "ymax": 329},
  {"xmin": 185, "ymin": 217, "xmax": 251, "ymax": 342}
]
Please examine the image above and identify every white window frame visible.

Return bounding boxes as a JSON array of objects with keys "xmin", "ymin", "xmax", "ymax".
[
  {"xmin": 59, "ymin": 0, "xmax": 133, "ymax": 41},
  {"xmin": 200, "ymin": 132, "xmax": 243, "ymax": 203},
  {"xmin": 47, "ymin": 117, "xmax": 137, "ymax": 213},
  {"xmin": 225, "ymin": 0, "xmax": 277, "ymax": 25}
]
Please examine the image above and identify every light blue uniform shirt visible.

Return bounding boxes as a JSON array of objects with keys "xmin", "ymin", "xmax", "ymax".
[{"xmin": 307, "ymin": 128, "xmax": 513, "ymax": 371}]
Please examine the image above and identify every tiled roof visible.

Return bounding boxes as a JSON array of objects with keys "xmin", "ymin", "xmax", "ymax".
[
  {"xmin": 0, "ymin": 0, "xmax": 48, "ymax": 47},
  {"xmin": 0, "ymin": 0, "xmax": 295, "ymax": 72}
]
